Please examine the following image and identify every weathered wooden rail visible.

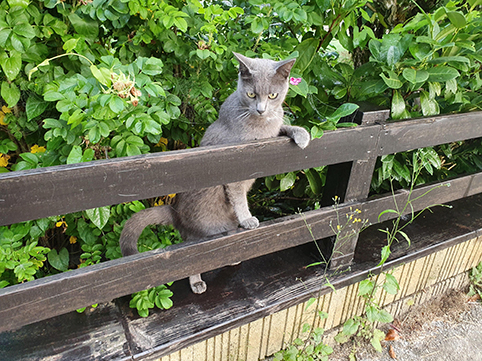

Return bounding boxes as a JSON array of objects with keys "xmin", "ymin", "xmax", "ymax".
[{"xmin": 0, "ymin": 110, "xmax": 481, "ymax": 334}]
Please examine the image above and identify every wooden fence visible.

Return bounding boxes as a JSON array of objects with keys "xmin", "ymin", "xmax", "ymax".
[{"xmin": 1, "ymin": 110, "xmax": 482, "ymax": 334}]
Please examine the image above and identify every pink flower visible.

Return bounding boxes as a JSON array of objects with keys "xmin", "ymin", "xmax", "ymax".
[{"xmin": 290, "ymin": 77, "xmax": 302, "ymax": 86}]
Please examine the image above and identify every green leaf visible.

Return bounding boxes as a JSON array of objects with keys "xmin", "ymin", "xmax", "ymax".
[
  {"xmin": 427, "ymin": 66, "xmax": 460, "ymax": 82},
  {"xmin": 109, "ymin": 96, "xmax": 125, "ymax": 113},
  {"xmin": 358, "ymin": 279, "xmax": 374, "ymax": 296},
  {"xmin": 68, "ymin": 13, "xmax": 99, "ymax": 40},
  {"xmin": 26, "ymin": 95, "xmax": 49, "ymax": 121},
  {"xmin": 342, "ymin": 318, "xmax": 360, "ymax": 336},
  {"xmin": 447, "ymin": 11, "xmax": 466, "ymax": 29},
  {"xmin": 85, "ymin": 206, "xmax": 111, "ymax": 230},
  {"xmin": 293, "ymin": 38, "xmax": 319, "ymax": 73},
  {"xmin": 383, "ymin": 273, "xmax": 400, "ymax": 295},
  {"xmin": 427, "ymin": 56, "xmax": 469, "ymax": 65},
  {"xmin": 398, "ymin": 230, "xmax": 411, "ymax": 246},
  {"xmin": 90, "ymin": 65, "xmax": 111, "ymax": 86},
  {"xmin": 13, "ymin": 23, "xmax": 36, "ymax": 39},
  {"xmin": 326, "ymin": 103, "xmax": 359, "ymax": 123},
  {"xmin": 378, "ymin": 209, "xmax": 399, "ymax": 222},
  {"xmin": 0, "ymin": 51, "xmax": 22, "ymax": 81},
  {"xmin": 48, "ymin": 248, "xmax": 69, "ymax": 271},
  {"xmin": 420, "ymin": 91, "xmax": 440, "ymax": 116},
  {"xmin": 402, "ymin": 68, "xmax": 428, "ymax": 84},
  {"xmin": 67, "ymin": 145, "xmax": 83, "ymax": 164},
  {"xmin": 7, "ymin": 0, "xmax": 29, "ymax": 8},
  {"xmin": 1, "ymin": 81, "xmax": 20, "ymax": 107},
  {"xmin": 305, "ymin": 168, "xmax": 323, "ymax": 194},
  {"xmin": 63, "ymin": 38, "xmax": 79, "ymax": 53},
  {"xmin": 44, "ymin": 91, "xmax": 65, "ymax": 102},
  {"xmin": 305, "ymin": 297, "xmax": 317, "ymax": 310},
  {"xmin": 391, "ymin": 90, "xmax": 406, "ymax": 119},
  {"xmin": 378, "ymin": 245, "xmax": 391, "ymax": 266},
  {"xmin": 280, "ymin": 172, "xmax": 296, "ymax": 191},
  {"xmin": 141, "ymin": 57, "xmax": 164, "ymax": 76},
  {"xmin": 380, "ymin": 73, "xmax": 403, "ymax": 89},
  {"xmin": 371, "ymin": 329, "xmax": 385, "ymax": 352}
]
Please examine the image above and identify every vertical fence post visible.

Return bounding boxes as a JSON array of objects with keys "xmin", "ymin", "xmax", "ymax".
[{"xmin": 328, "ymin": 108, "xmax": 390, "ymax": 270}]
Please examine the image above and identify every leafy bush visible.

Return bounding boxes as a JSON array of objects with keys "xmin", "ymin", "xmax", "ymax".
[{"xmin": 0, "ymin": 0, "xmax": 481, "ymax": 315}]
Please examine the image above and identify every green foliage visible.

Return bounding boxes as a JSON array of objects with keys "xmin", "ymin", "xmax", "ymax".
[
  {"xmin": 468, "ymin": 261, "xmax": 482, "ymax": 300},
  {"xmin": 0, "ymin": 222, "xmax": 50, "ymax": 287},
  {"xmin": 130, "ymin": 284, "xmax": 174, "ymax": 318},
  {"xmin": 274, "ymin": 310, "xmax": 332, "ymax": 361}
]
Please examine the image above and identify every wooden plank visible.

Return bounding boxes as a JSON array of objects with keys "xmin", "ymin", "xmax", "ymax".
[
  {"xmin": 1, "ymin": 171, "xmax": 481, "ymax": 333},
  {"xmin": 0, "ymin": 302, "xmax": 130, "ymax": 361},
  {"xmin": 0, "ymin": 126, "xmax": 377, "ymax": 226},
  {"xmin": 329, "ymin": 106, "xmax": 387, "ymax": 268},
  {"xmin": 378, "ymin": 111, "xmax": 482, "ymax": 155},
  {"xmin": 3, "ymin": 193, "xmax": 482, "ymax": 361}
]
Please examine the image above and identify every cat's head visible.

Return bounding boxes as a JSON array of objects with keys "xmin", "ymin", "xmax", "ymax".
[{"xmin": 233, "ymin": 52, "xmax": 296, "ymax": 117}]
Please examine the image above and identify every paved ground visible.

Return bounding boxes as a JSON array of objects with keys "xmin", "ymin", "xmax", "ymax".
[
  {"xmin": 268, "ymin": 289, "xmax": 482, "ymax": 361},
  {"xmin": 356, "ymin": 300, "xmax": 482, "ymax": 361}
]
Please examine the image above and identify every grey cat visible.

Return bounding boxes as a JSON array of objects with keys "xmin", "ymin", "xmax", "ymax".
[{"xmin": 119, "ymin": 52, "xmax": 310, "ymax": 294}]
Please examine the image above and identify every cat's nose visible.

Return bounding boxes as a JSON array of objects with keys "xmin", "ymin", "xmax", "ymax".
[{"xmin": 256, "ymin": 103, "xmax": 266, "ymax": 114}]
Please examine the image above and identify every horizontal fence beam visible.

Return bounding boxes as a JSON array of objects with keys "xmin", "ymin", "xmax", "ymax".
[
  {"xmin": 378, "ymin": 111, "xmax": 482, "ymax": 155},
  {"xmin": 0, "ymin": 125, "xmax": 377, "ymax": 226},
  {"xmin": 1, "ymin": 111, "xmax": 482, "ymax": 226},
  {"xmin": 1, "ymin": 171, "xmax": 481, "ymax": 332}
]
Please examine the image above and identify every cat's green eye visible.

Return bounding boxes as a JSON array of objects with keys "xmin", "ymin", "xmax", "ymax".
[
  {"xmin": 247, "ymin": 92, "xmax": 256, "ymax": 98},
  {"xmin": 268, "ymin": 93, "xmax": 278, "ymax": 99}
]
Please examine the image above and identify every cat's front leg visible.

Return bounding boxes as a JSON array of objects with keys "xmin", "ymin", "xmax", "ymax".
[
  {"xmin": 224, "ymin": 181, "xmax": 259, "ymax": 229},
  {"xmin": 279, "ymin": 125, "xmax": 310, "ymax": 149}
]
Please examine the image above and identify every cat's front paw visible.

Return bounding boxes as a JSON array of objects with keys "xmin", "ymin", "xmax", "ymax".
[
  {"xmin": 293, "ymin": 128, "xmax": 310, "ymax": 149},
  {"xmin": 240, "ymin": 216, "xmax": 259, "ymax": 229}
]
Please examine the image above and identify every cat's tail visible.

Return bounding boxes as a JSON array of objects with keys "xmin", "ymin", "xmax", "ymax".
[{"xmin": 120, "ymin": 205, "xmax": 174, "ymax": 256}]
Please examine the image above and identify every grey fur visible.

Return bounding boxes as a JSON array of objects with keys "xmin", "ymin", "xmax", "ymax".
[{"xmin": 119, "ymin": 52, "xmax": 310, "ymax": 294}]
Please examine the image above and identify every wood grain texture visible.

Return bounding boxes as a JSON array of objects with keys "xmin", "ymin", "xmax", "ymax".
[
  {"xmin": 0, "ymin": 171, "xmax": 480, "ymax": 333},
  {"xmin": 0, "ymin": 302, "xmax": 130, "ymax": 361},
  {"xmin": 0, "ymin": 126, "xmax": 376, "ymax": 226},
  {"xmin": 377, "ymin": 111, "xmax": 482, "ymax": 156}
]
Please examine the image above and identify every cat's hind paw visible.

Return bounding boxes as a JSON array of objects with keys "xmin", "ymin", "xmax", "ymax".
[
  {"xmin": 240, "ymin": 216, "xmax": 259, "ymax": 229},
  {"xmin": 191, "ymin": 281, "xmax": 207, "ymax": 294},
  {"xmin": 189, "ymin": 274, "xmax": 207, "ymax": 294}
]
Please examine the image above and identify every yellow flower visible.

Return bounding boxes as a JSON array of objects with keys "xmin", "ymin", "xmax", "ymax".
[
  {"xmin": 336, "ymin": 224, "xmax": 341, "ymax": 231},
  {"xmin": 154, "ymin": 199, "xmax": 164, "ymax": 206},
  {"xmin": 156, "ymin": 137, "xmax": 169, "ymax": 151},
  {"xmin": 0, "ymin": 153, "xmax": 10, "ymax": 167},
  {"xmin": 69, "ymin": 236, "xmax": 77, "ymax": 244},
  {"xmin": 56, "ymin": 220, "xmax": 67, "ymax": 228},
  {"xmin": 0, "ymin": 113, "xmax": 6, "ymax": 126},
  {"xmin": 31, "ymin": 145, "xmax": 46, "ymax": 154},
  {"xmin": 168, "ymin": 193, "xmax": 176, "ymax": 198}
]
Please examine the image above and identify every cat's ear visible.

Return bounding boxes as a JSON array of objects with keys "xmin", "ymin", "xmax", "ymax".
[
  {"xmin": 233, "ymin": 52, "xmax": 252, "ymax": 79},
  {"xmin": 275, "ymin": 58, "xmax": 296, "ymax": 79}
]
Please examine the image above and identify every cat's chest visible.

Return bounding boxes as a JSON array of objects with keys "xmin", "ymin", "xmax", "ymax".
[{"xmin": 241, "ymin": 115, "xmax": 283, "ymax": 140}]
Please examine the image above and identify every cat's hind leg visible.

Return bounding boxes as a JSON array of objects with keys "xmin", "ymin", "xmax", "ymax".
[{"xmin": 189, "ymin": 274, "xmax": 207, "ymax": 294}]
